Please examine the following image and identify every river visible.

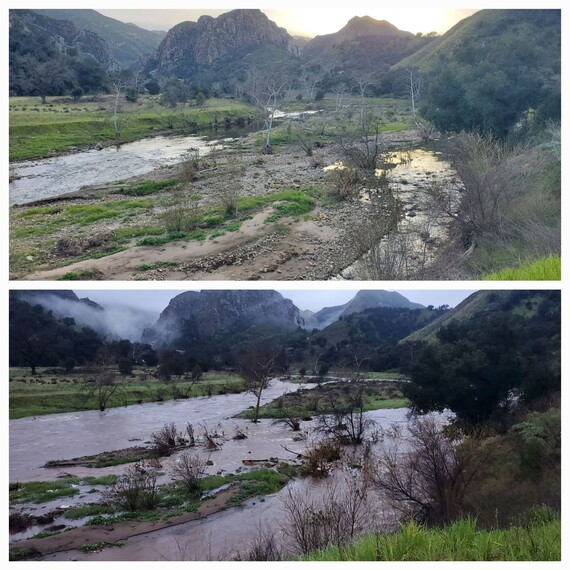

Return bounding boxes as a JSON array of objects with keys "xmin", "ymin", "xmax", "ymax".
[
  {"xmin": 9, "ymin": 133, "xmax": 230, "ymax": 206},
  {"xmin": 9, "ymin": 110, "xmax": 320, "ymax": 206},
  {"xmin": 9, "ymin": 380, "xmax": 424, "ymax": 559}
]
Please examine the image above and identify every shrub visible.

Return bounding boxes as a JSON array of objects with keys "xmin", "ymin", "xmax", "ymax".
[
  {"xmin": 170, "ymin": 452, "xmax": 207, "ymax": 495},
  {"xmin": 105, "ymin": 462, "xmax": 158, "ymax": 511}
]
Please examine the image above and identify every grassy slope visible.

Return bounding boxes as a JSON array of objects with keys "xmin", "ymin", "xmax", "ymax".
[
  {"xmin": 401, "ymin": 290, "xmax": 556, "ymax": 344},
  {"xmin": 302, "ymin": 517, "xmax": 560, "ymax": 561},
  {"xmin": 482, "ymin": 255, "xmax": 561, "ymax": 280}
]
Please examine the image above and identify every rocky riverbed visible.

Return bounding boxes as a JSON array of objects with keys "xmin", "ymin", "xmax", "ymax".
[{"xmin": 11, "ymin": 128, "xmax": 460, "ymax": 281}]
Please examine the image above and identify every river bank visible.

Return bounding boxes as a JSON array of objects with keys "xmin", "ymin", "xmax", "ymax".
[{"xmin": 10, "ymin": 124, "xmax": 461, "ymax": 281}]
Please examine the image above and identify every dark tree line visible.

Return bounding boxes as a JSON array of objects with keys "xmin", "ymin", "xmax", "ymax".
[
  {"xmin": 403, "ymin": 291, "xmax": 560, "ymax": 427},
  {"xmin": 9, "ymin": 297, "xmax": 103, "ymax": 374}
]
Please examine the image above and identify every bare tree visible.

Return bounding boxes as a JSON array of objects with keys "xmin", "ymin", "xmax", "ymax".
[
  {"xmin": 315, "ymin": 380, "xmax": 375, "ymax": 445},
  {"xmin": 349, "ymin": 70, "xmax": 375, "ymax": 127},
  {"xmin": 243, "ymin": 65, "xmax": 292, "ymax": 153},
  {"xmin": 333, "ymin": 82, "xmax": 348, "ymax": 113},
  {"xmin": 238, "ymin": 341, "xmax": 286, "ymax": 423},
  {"xmin": 108, "ymin": 70, "xmax": 134, "ymax": 140},
  {"xmin": 339, "ymin": 120, "xmax": 387, "ymax": 175},
  {"xmin": 81, "ymin": 346, "xmax": 127, "ymax": 411},
  {"xmin": 430, "ymin": 133, "xmax": 545, "ymax": 250},
  {"xmin": 170, "ymin": 451, "xmax": 208, "ymax": 494},
  {"xmin": 82, "ymin": 369, "xmax": 125, "ymax": 412},
  {"xmin": 281, "ymin": 473, "xmax": 370, "ymax": 555},
  {"xmin": 372, "ymin": 416, "xmax": 485, "ymax": 526},
  {"xmin": 403, "ymin": 67, "xmax": 421, "ymax": 127},
  {"xmin": 301, "ymin": 72, "xmax": 320, "ymax": 101},
  {"xmin": 105, "ymin": 461, "xmax": 159, "ymax": 512}
]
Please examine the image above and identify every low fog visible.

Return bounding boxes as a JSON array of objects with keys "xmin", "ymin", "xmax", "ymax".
[{"xmin": 21, "ymin": 292, "xmax": 158, "ymax": 342}]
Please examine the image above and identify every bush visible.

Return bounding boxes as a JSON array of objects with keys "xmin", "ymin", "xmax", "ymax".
[
  {"xmin": 105, "ymin": 462, "xmax": 158, "ymax": 511},
  {"xmin": 170, "ymin": 451, "xmax": 207, "ymax": 495},
  {"xmin": 151, "ymin": 422, "xmax": 179, "ymax": 455},
  {"xmin": 326, "ymin": 168, "xmax": 361, "ymax": 201},
  {"xmin": 300, "ymin": 440, "xmax": 342, "ymax": 477}
]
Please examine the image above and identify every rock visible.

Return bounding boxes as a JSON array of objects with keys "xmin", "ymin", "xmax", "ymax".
[{"xmin": 94, "ymin": 142, "xmax": 103, "ymax": 151}]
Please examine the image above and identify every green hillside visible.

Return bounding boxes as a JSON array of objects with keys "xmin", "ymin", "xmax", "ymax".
[{"xmin": 395, "ymin": 9, "xmax": 561, "ymax": 136}]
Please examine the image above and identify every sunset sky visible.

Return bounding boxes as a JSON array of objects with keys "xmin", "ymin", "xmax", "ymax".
[{"xmin": 97, "ymin": 7, "xmax": 479, "ymax": 37}]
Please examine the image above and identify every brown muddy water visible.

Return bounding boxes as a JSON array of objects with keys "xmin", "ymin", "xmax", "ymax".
[{"xmin": 9, "ymin": 379, "xmax": 426, "ymax": 559}]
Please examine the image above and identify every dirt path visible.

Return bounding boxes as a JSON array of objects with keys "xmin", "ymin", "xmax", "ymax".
[{"xmin": 25, "ymin": 207, "xmax": 347, "ymax": 281}]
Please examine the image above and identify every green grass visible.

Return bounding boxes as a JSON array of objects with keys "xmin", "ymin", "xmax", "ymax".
[
  {"xmin": 10, "ymin": 95, "xmax": 257, "ymax": 161},
  {"xmin": 482, "ymin": 255, "xmax": 561, "ymax": 280},
  {"xmin": 56, "ymin": 269, "xmax": 102, "ymax": 281},
  {"xmin": 81, "ymin": 475, "xmax": 119, "ymax": 486},
  {"xmin": 84, "ymin": 468, "xmax": 290, "ymax": 527},
  {"xmin": 12, "ymin": 199, "xmax": 155, "ymax": 240},
  {"xmin": 10, "ymin": 479, "xmax": 81, "ymax": 504},
  {"xmin": 301, "ymin": 517, "xmax": 561, "ymax": 561},
  {"xmin": 200, "ymin": 468, "xmax": 290, "ymax": 506},
  {"xmin": 10, "ymin": 475, "xmax": 119, "ymax": 505},
  {"xmin": 136, "ymin": 261, "xmax": 180, "ymax": 271},
  {"xmin": 9, "ymin": 368, "xmax": 246, "ymax": 419}
]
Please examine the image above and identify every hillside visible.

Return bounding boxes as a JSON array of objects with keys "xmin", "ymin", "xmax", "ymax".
[
  {"xmin": 149, "ymin": 9, "xmax": 299, "ymax": 79},
  {"xmin": 302, "ymin": 15, "xmax": 432, "ymax": 74},
  {"xmin": 34, "ymin": 8, "xmax": 165, "ymax": 68},
  {"xmin": 142, "ymin": 290, "xmax": 304, "ymax": 350},
  {"xmin": 394, "ymin": 9, "xmax": 561, "ymax": 136},
  {"xmin": 402, "ymin": 290, "xmax": 560, "ymax": 344},
  {"xmin": 303, "ymin": 290, "xmax": 424, "ymax": 330}
]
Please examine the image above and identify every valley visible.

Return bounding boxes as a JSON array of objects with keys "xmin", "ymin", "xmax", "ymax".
[
  {"xmin": 8, "ymin": 288, "xmax": 561, "ymax": 561},
  {"xmin": 8, "ymin": 8, "xmax": 561, "ymax": 280}
]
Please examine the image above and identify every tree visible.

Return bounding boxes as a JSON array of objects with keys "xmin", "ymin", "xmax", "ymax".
[
  {"xmin": 428, "ymin": 132, "xmax": 547, "ymax": 249},
  {"xmin": 349, "ymin": 70, "xmax": 375, "ymax": 127},
  {"xmin": 315, "ymin": 380, "xmax": 374, "ymax": 445},
  {"xmin": 106, "ymin": 462, "xmax": 159, "ymax": 512},
  {"xmin": 161, "ymin": 78, "xmax": 189, "ymax": 108},
  {"xmin": 238, "ymin": 341, "xmax": 286, "ymax": 423},
  {"xmin": 82, "ymin": 368, "xmax": 126, "ymax": 412},
  {"xmin": 403, "ymin": 67, "xmax": 421, "ymax": 127},
  {"xmin": 372, "ymin": 416, "xmax": 485, "ymax": 525},
  {"xmin": 243, "ymin": 65, "xmax": 292, "ymax": 153},
  {"xmin": 145, "ymin": 80, "xmax": 161, "ymax": 95},
  {"xmin": 19, "ymin": 54, "xmax": 74, "ymax": 104},
  {"xmin": 117, "ymin": 358, "xmax": 134, "ymax": 376},
  {"xmin": 108, "ymin": 70, "xmax": 134, "ymax": 140},
  {"xmin": 170, "ymin": 452, "xmax": 207, "ymax": 494},
  {"xmin": 403, "ymin": 310, "xmax": 560, "ymax": 426}
]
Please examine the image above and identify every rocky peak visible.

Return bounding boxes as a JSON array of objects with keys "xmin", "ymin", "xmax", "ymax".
[
  {"xmin": 143, "ymin": 290, "xmax": 304, "ymax": 347},
  {"xmin": 153, "ymin": 8, "xmax": 298, "ymax": 71}
]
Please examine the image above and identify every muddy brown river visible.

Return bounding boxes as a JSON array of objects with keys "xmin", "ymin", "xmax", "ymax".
[{"xmin": 10, "ymin": 380, "xmax": 424, "ymax": 560}]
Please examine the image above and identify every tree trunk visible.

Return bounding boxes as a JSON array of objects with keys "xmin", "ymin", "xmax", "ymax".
[{"xmin": 253, "ymin": 391, "xmax": 263, "ymax": 423}]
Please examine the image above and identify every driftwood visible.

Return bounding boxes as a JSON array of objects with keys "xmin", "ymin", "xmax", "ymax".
[{"xmin": 242, "ymin": 458, "xmax": 280, "ymax": 466}]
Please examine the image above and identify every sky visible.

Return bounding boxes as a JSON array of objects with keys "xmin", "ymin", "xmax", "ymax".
[
  {"xmin": 76, "ymin": 289, "xmax": 476, "ymax": 314},
  {"xmin": 97, "ymin": 6, "xmax": 479, "ymax": 37}
]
